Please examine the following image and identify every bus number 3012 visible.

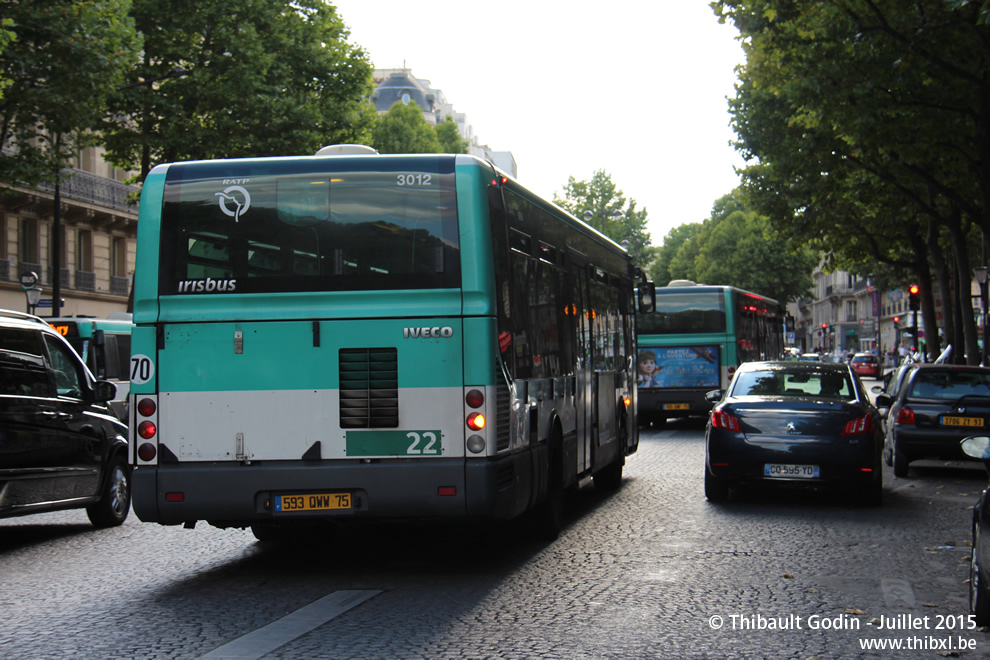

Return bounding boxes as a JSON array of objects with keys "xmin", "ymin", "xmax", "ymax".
[{"xmin": 396, "ymin": 173, "xmax": 432, "ymax": 186}]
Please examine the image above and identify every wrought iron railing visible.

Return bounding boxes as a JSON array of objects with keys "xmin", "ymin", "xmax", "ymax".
[
  {"xmin": 35, "ymin": 169, "xmax": 139, "ymax": 213},
  {"xmin": 75, "ymin": 270, "xmax": 95, "ymax": 291}
]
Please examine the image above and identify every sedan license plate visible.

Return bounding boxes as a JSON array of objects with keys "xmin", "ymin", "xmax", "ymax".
[
  {"xmin": 764, "ymin": 463, "xmax": 820, "ymax": 479},
  {"xmin": 942, "ymin": 416, "xmax": 984, "ymax": 427},
  {"xmin": 664, "ymin": 403, "xmax": 690, "ymax": 411},
  {"xmin": 274, "ymin": 493, "xmax": 351, "ymax": 513}
]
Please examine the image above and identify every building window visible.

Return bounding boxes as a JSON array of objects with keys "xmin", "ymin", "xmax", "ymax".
[
  {"xmin": 77, "ymin": 230, "xmax": 93, "ymax": 271},
  {"xmin": 20, "ymin": 217, "xmax": 39, "ymax": 264},
  {"xmin": 111, "ymin": 237, "xmax": 127, "ymax": 277},
  {"xmin": 847, "ymin": 300, "xmax": 857, "ymax": 321}
]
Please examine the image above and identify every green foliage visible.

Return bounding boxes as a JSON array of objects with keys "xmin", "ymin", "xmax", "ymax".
[
  {"xmin": 372, "ymin": 101, "xmax": 442, "ymax": 153},
  {"xmin": 434, "ymin": 116, "xmax": 468, "ymax": 153},
  {"xmin": 102, "ymin": 0, "xmax": 376, "ymax": 179},
  {"xmin": 659, "ymin": 190, "xmax": 816, "ymax": 303},
  {"xmin": 0, "ymin": 1, "xmax": 141, "ymax": 185},
  {"xmin": 553, "ymin": 170, "xmax": 654, "ymax": 269},
  {"xmin": 651, "ymin": 223, "xmax": 703, "ymax": 286},
  {"xmin": 0, "ymin": 18, "xmax": 13, "ymax": 100},
  {"xmin": 371, "ymin": 103, "xmax": 469, "ymax": 154}
]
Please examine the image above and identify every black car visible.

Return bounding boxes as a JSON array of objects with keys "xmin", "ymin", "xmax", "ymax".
[
  {"xmin": 704, "ymin": 361, "xmax": 883, "ymax": 505},
  {"xmin": 876, "ymin": 364, "xmax": 990, "ymax": 478},
  {"xmin": 0, "ymin": 309, "xmax": 130, "ymax": 526},
  {"xmin": 961, "ymin": 436, "xmax": 990, "ymax": 625}
]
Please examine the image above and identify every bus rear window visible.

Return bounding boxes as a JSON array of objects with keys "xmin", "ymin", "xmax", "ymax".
[
  {"xmin": 159, "ymin": 159, "xmax": 460, "ymax": 294},
  {"xmin": 636, "ymin": 291, "xmax": 727, "ymax": 334}
]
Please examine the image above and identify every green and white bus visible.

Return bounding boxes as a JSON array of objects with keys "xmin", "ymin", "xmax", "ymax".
[
  {"xmin": 636, "ymin": 281, "xmax": 783, "ymax": 427},
  {"xmin": 129, "ymin": 149, "xmax": 649, "ymax": 540},
  {"xmin": 48, "ymin": 314, "xmax": 133, "ymax": 420}
]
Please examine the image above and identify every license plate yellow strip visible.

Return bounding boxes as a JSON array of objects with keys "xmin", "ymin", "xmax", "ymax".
[
  {"xmin": 275, "ymin": 493, "xmax": 352, "ymax": 513},
  {"xmin": 942, "ymin": 416, "xmax": 984, "ymax": 427},
  {"xmin": 664, "ymin": 403, "xmax": 690, "ymax": 411}
]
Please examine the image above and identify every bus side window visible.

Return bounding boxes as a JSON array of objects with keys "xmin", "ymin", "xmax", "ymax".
[
  {"xmin": 111, "ymin": 334, "xmax": 131, "ymax": 381},
  {"xmin": 101, "ymin": 334, "xmax": 116, "ymax": 380}
]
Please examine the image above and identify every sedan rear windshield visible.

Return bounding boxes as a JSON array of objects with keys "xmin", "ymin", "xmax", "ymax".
[
  {"xmin": 733, "ymin": 370, "xmax": 852, "ymax": 399},
  {"xmin": 909, "ymin": 371, "xmax": 990, "ymax": 400},
  {"xmin": 159, "ymin": 156, "xmax": 460, "ymax": 295}
]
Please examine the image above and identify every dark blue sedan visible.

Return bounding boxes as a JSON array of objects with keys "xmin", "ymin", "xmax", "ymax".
[{"xmin": 704, "ymin": 361, "xmax": 883, "ymax": 505}]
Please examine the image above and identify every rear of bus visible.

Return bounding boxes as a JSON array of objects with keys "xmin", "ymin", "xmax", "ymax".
[
  {"xmin": 129, "ymin": 153, "xmax": 511, "ymax": 532},
  {"xmin": 635, "ymin": 285, "xmax": 734, "ymax": 427}
]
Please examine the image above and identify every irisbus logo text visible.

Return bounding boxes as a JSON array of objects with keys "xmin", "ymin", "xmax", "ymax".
[
  {"xmin": 178, "ymin": 278, "xmax": 237, "ymax": 293},
  {"xmin": 403, "ymin": 326, "xmax": 454, "ymax": 339}
]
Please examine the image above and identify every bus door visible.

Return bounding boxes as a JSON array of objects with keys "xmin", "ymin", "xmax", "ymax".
[{"xmin": 570, "ymin": 261, "xmax": 593, "ymax": 474}]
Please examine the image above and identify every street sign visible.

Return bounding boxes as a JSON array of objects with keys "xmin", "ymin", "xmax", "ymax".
[{"xmin": 36, "ymin": 299, "xmax": 64, "ymax": 308}]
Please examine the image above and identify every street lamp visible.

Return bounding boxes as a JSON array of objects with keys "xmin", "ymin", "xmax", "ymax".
[{"xmin": 976, "ymin": 266, "xmax": 989, "ymax": 366}]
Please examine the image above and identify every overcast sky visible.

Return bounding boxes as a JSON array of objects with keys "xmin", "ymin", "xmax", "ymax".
[{"xmin": 330, "ymin": 1, "xmax": 746, "ymax": 245}]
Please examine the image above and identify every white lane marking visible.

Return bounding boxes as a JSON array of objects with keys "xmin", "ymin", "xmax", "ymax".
[{"xmin": 199, "ymin": 589, "xmax": 382, "ymax": 659}]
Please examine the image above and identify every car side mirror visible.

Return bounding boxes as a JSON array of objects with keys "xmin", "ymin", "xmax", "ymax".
[
  {"xmin": 705, "ymin": 389, "xmax": 723, "ymax": 403},
  {"xmin": 875, "ymin": 393, "xmax": 891, "ymax": 408},
  {"xmin": 93, "ymin": 380, "xmax": 117, "ymax": 404},
  {"xmin": 962, "ymin": 436, "xmax": 990, "ymax": 460}
]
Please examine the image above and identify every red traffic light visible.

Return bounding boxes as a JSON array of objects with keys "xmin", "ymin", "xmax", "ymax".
[
  {"xmin": 893, "ymin": 316, "xmax": 900, "ymax": 324},
  {"xmin": 908, "ymin": 284, "xmax": 920, "ymax": 295},
  {"xmin": 822, "ymin": 323, "xmax": 827, "ymax": 329}
]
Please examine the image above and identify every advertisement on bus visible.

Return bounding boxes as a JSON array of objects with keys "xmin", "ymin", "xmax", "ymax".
[{"xmin": 636, "ymin": 345, "xmax": 720, "ymax": 390}]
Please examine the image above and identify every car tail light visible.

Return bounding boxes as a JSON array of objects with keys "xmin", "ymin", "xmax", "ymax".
[
  {"xmin": 711, "ymin": 408, "xmax": 742, "ymax": 432},
  {"xmin": 842, "ymin": 414, "xmax": 874, "ymax": 435},
  {"xmin": 895, "ymin": 406, "xmax": 916, "ymax": 425}
]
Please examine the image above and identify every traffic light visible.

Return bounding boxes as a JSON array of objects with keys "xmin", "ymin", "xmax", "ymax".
[
  {"xmin": 893, "ymin": 316, "xmax": 900, "ymax": 328},
  {"xmin": 908, "ymin": 284, "xmax": 920, "ymax": 311},
  {"xmin": 821, "ymin": 322, "xmax": 827, "ymax": 331}
]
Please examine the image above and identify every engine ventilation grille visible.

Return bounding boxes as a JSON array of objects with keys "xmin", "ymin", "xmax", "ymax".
[
  {"xmin": 496, "ymin": 379, "xmax": 511, "ymax": 451},
  {"xmin": 339, "ymin": 348, "xmax": 399, "ymax": 428}
]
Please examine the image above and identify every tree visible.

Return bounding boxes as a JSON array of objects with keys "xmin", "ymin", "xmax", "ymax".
[
  {"xmin": 651, "ymin": 222, "xmax": 703, "ymax": 286},
  {"xmin": 712, "ymin": 0, "xmax": 990, "ymax": 361},
  {"xmin": 102, "ymin": 0, "xmax": 375, "ymax": 181},
  {"xmin": 435, "ymin": 116, "xmax": 468, "ymax": 153},
  {"xmin": 663, "ymin": 190, "xmax": 816, "ymax": 303},
  {"xmin": 372, "ymin": 101, "xmax": 442, "ymax": 154},
  {"xmin": 553, "ymin": 170, "xmax": 654, "ymax": 269},
  {"xmin": 0, "ymin": 19, "xmax": 13, "ymax": 100},
  {"xmin": 0, "ymin": 1, "xmax": 140, "ymax": 186}
]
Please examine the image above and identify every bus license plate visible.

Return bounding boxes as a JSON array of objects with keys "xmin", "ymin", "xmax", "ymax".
[
  {"xmin": 764, "ymin": 464, "xmax": 820, "ymax": 479},
  {"xmin": 664, "ymin": 403, "xmax": 690, "ymax": 411},
  {"xmin": 942, "ymin": 416, "xmax": 984, "ymax": 427},
  {"xmin": 275, "ymin": 493, "xmax": 351, "ymax": 513}
]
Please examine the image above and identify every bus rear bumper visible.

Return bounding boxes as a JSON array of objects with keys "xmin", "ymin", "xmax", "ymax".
[{"xmin": 132, "ymin": 453, "xmax": 538, "ymax": 527}]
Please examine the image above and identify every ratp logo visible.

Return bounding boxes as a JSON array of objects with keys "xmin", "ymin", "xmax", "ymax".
[{"xmin": 215, "ymin": 185, "xmax": 251, "ymax": 222}]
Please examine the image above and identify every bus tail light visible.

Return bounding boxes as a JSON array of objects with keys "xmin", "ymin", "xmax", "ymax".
[
  {"xmin": 133, "ymin": 395, "xmax": 159, "ymax": 464},
  {"xmin": 138, "ymin": 443, "xmax": 157, "ymax": 461},
  {"xmin": 467, "ymin": 412, "xmax": 486, "ymax": 431},
  {"xmin": 464, "ymin": 386, "xmax": 489, "ymax": 453}
]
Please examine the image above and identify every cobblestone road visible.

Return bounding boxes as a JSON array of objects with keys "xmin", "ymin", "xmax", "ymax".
[{"xmin": 2, "ymin": 415, "xmax": 989, "ymax": 658}]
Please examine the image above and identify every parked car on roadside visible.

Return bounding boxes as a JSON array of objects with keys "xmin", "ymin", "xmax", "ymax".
[
  {"xmin": 850, "ymin": 353, "xmax": 881, "ymax": 378},
  {"xmin": 704, "ymin": 361, "xmax": 883, "ymax": 505},
  {"xmin": 876, "ymin": 364, "xmax": 990, "ymax": 478},
  {"xmin": 0, "ymin": 309, "xmax": 130, "ymax": 526}
]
